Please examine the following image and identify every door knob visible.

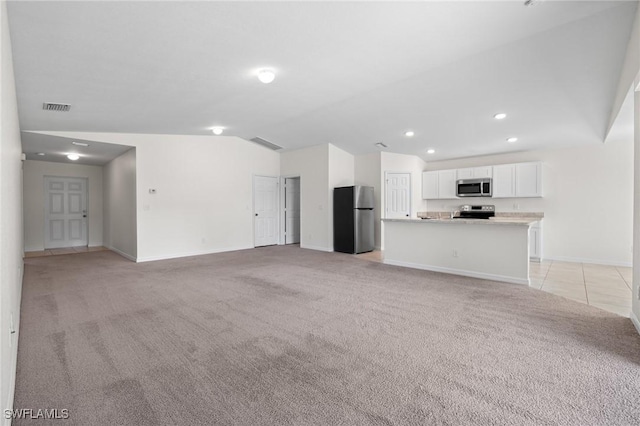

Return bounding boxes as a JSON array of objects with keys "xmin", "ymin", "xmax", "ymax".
[
  {"xmin": 255, "ymin": 213, "xmax": 258, "ymax": 216},
  {"xmin": 406, "ymin": 214, "xmax": 409, "ymax": 217}
]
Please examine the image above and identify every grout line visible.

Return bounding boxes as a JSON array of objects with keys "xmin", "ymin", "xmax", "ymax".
[
  {"xmin": 539, "ymin": 260, "xmax": 552, "ymax": 290},
  {"xmin": 616, "ymin": 267, "xmax": 632, "ymax": 291},
  {"xmin": 581, "ymin": 263, "xmax": 589, "ymax": 305}
]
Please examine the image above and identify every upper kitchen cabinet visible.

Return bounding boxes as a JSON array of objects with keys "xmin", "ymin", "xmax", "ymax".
[
  {"xmin": 422, "ymin": 171, "xmax": 439, "ymax": 199},
  {"xmin": 422, "ymin": 170, "xmax": 457, "ymax": 199},
  {"xmin": 492, "ymin": 164, "xmax": 516, "ymax": 198},
  {"xmin": 493, "ymin": 162, "xmax": 543, "ymax": 198},
  {"xmin": 456, "ymin": 166, "xmax": 493, "ymax": 180},
  {"xmin": 515, "ymin": 162, "xmax": 543, "ymax": 197}
]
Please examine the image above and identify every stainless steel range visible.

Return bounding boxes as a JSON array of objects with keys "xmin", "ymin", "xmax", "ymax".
[{"xmin": 455, "ymin": 205, "xmax": 495, "ymax": 219}]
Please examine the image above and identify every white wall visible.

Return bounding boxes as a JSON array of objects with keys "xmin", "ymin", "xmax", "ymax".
[
  {"xmin": 1, "ymin": 0, "xmax": 23, "ymax": 420},
  {"xmin": 380, "ymin": 152, "xmax": 428, "ymax": 249},
  {"xmin": 328, "ymin": 144, "xmax": 355, "ymax": 249},
  {"xmin": 632, "ymin": 76, "xmax": 640, "ymax": 328},
  {"xmin": 104, "ymin": 149, "xmax": 137, "ymax": 260},
  {"xmin": 355, "ymin": 152, "xmax": 382, "ymax": 248},
  {"xmin": 23, "ymin": 161, "xmax": 104, "ymax": 251},
  {"xmin": 426, "ymin": 139, "xmax": 634, "ymax": 266},
  {"xmin": 29, "ymin": 132, "xmax": 281, "ymax": 261}
]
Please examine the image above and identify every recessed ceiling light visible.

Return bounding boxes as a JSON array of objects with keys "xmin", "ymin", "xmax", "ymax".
[
  {"xmin": 405, "ymin": 130, "xmax": 415, "ymax": 137},
  {"xmin": 72, "ymin": 141, "xmax": 89, "ymax": 147},
  {"xmin": 36, "ymin": 152, "xmax": 45, "ymax": 156},
  {"xmin": 427, "ymin": 149, "xmax": 435, "ymax": 154},
  {"xmin": 212, "ymin": 127, "xmax": 224, "ymax": 135},
  {"xmin": 494, "ymin": 113, "xmax": 507, "ymax": 120},
  {"xmin": 507, "ymin": 137, "xmax": 518, "ymax": 143},
  {"xmin": 257, "ymin": 69, "xmax": 276, "ymax": 84},
  {"xmin": 67, "ymin": 154, "xmax": 80, "ymax": 161}
]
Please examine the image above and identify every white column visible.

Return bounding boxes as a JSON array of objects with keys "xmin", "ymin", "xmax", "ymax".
[{"xmin": 632, "ymin": 75, "xmax": 640, "ymax": 330}]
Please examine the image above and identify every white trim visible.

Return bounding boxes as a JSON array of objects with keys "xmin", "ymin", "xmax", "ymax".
[
  {"xmin": 107, "ymin": 246, "xmax": 137, "ymax": 262},
  {"xmin": 5, "ymin": 264, "xmax": 24, "ymax": 426},
  {"xmin": 136, "ymin": 245, "xmax": 253, "ymax": 263},
  {"xmin": 631, "ymin": 310, "xmax": 640, "ymax": 336},
  {"xmin": 383, "ymin": 259, "xmax": 530, "ymax": 286},
  {"xmin": 300, "ymin": 244, "xmax": 332, "ymax": 252},
  {"xmin": 546, "ymin": 256, "xmax": 632, "ymax": 268}
]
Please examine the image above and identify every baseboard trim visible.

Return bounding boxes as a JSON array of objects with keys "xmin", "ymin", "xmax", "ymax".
[
  {"xmin": 383, "ymin": 259, "xmax": 530, "ymax": 286},
  {"xmin": 631, "ymin": 310, "xmax": 640, "ymax": 336},
  {"xmin": 136, "ymin": 245, "xmax": 253, "ymax": 263},
  {"xmin": 300, "ymin": 244, "xmax": 332, "ymax": 252},
  {"xmin": 107, "ymin": 246, "xmax": 137, "ymax": 262},
  {"xmin": 546, "ymin": 256, "xmax": 632, "ymax": 268}
]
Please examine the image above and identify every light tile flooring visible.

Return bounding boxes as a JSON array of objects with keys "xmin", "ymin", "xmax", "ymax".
[
  {"xmin": 24, "ymin": 246, "xmax": 109, "ymax": 258},
  {"xmin": 355, "ymin": 251, "xmax": 633, "ymax": 318}
]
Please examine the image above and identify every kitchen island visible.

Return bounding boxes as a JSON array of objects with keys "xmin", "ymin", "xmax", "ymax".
[{"xmin": 382, "ymin": 217, "xmax": 539, "ymax": 285}]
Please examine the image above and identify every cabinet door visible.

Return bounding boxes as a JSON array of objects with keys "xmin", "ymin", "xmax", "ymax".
[
  {"xmin": 492, "ymin": 164, "xmax": 516, "ymax": 198},
  {"xmin": 438, "ymin": 170, "xmax": 458, "ymax": 199},
  {"xmin": 422, "ymin": 171, "xmax": 439, "ymax": 199},
  {"xmin": 515, "ymin": 162, "xmax": 542, "ymax": 197},
  {"xmin": 456, "ymin": 168, "xmax": 474, "ymax": 180},
  {"xmin": 529, "ymin": 222, "xmax": 542, "ymax": 259},
  {"xmin": 473, "ymin": 166, "xmax": 493, "ymax": 179}
]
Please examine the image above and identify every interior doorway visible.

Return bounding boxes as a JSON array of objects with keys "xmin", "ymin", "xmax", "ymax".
[
  {"xmin": 385, "ymin": 172, "xmax": 411, "ymax": 219},
  {"xmin": 253, "ymin": 175, "xmax": 279, "ymax": 247},
  {"xmin": 284, "ymin": 177, "xmax": 301, "ymax": 244},
  {"xmin": 44, "ymin": 176, "xmax": 88, "ymax": 249}
]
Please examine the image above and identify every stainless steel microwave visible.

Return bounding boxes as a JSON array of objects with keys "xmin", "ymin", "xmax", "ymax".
[{"xmin": 456, "ymin": 178, "xmax": 492, "ymax": 197}]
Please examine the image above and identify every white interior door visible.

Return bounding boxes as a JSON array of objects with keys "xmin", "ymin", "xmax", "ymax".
[
  {"xmin": 385, "ymin": 172, "xmax": 411, "ymax": 219},
  {"xmin": 285, "ymin": 177, "xmax": 301, "ymax": 244},
  {"xmin": 44, "ymin": 176, "xmax": 88, "ymax": 249},
  {"xmin": 254, "ymin": 176, "xmax": 279, "ymax": 247}
]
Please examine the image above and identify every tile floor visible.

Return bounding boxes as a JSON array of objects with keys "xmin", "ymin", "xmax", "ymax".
[
  {"xmin": 355, "ymin": 250, "xmax": 633, "ymax": 318},
  {"xmin": 24, "ymin": 246, "xmax": 109, "ymax": 258}
]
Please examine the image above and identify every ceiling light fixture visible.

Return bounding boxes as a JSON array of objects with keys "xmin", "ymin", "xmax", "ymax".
[
  {"xmin": 72, "ymin": 141, "xmax": 89, "ymax": 147},
  {"xmin": 405, "ymin": 130, "xmax": 415, "ymax": 137},
  {"xmin": 507, "ymin": 137, "xmax": 518, "ymax": 143},
  {"xmin": 36, "ymin": 152, "xmax": 45, "ymax": 156},
  {"xmin": 494, "ymin": 113, "xmax": 507, "ymax": 120},
  {"xmin": 212, "ymin": 127, "xmax": 224, "ymax": 135},
  {"xmin": 257, "ymin": 69, "xmax": 276, "ymax": 84},
  {"xmin": 67, "ymin": 154, "xmax": 80, "ymax": 161},
  {"xmin": 427, "ymin": 149, "xmax": 435, "ymax": 154}
]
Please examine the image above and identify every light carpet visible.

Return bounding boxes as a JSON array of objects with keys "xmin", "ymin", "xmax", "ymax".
[{"xmin": 14, "ymin": 246, "xmax": 640, "ymax": 425}]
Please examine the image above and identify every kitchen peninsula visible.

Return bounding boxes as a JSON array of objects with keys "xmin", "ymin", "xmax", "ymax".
[{"xmin": 382, "ymin": 216, "xmax": 541, "ymax": 285}]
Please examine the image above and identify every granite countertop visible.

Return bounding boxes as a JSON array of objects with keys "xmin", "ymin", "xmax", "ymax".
[{"xmin": 381, "ymin": 217, "xmax": 539, "ymax": 226}]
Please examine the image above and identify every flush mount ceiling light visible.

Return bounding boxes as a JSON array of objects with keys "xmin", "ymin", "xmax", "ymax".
[
  {"xmin": 404, "ymin": 130, "xmax": 415, "ymax": 137},
  {"xmin": 427, "ymin": 149, "xmax": 435, "ymax": 154},
  {"xmin": 212, "ymin": 127, "xmax": 224, "ymax": 135},
  {"xmin": 507, "ymin": 137, "xmax": 518, "ymax": 143},
  {"xmin": 67, "ymin": 154, "xmax": 80, "ymax": 161},
  {"xmin": 493, "ymin": 113, "xmax": 507, "ymax": 120},
  {"xmin": 257, "ymin": 69, "xmax": 276, "ymax": 84},
  {"xmin": 72, "ymin": 141, "xmax": 89, "ymax": 147}
]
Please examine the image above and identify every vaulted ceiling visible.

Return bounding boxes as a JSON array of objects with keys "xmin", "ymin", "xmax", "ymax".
[{"xmin": 8, "ymin": 1, "xmax": 638, "ymax": 162}]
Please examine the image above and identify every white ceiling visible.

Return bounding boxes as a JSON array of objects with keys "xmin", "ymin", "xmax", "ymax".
[{"xmin": 7, "ymin": 1, "xmax": 638, "ymax": 163}]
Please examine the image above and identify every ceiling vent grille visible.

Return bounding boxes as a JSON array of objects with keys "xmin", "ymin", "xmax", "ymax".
[
  {"xmin": 42, "ymin": 102, "xmax": 71, "ymax": 112},
  {"xmin": 250, "ymin": 137, "xmax": 283, "ymax": 151}
]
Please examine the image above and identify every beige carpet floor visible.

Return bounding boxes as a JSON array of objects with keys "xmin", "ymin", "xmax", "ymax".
[{"xmin": 14, "ymin": 246, "xmax": 640, "ymax": 425}]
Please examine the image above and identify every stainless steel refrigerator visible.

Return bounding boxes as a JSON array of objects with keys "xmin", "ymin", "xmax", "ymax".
[{"xmin": 333, "ymin": 186, "xmax": 375, "ymax": 254}]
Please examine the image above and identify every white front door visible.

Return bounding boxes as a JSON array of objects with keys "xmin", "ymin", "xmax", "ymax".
[
  {"xmin": 254, "ymin": 176, "xmax": 279, "ymax": 247},
  {"xmin": 44, "ymin": 176, "xmax": 88, "ymax": 249},
  {"xmin": 385, "ymin": 172, "xmax": 411, "ymax": 219},
  {"xmin": 285, "ymin": 177, "xmax": 301, "ymax": 244}
]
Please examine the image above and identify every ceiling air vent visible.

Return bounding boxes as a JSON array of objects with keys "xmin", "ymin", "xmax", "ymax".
[
  {"xmin": 42, "ymin": 102, "xmax": 71, "ymax": 112},
  {"xmin": 250, "ymin": 137, "xmax": 283, "ymax": 151}
]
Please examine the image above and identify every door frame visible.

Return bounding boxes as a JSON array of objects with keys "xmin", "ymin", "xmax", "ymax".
[
  {"xmin": 252, "ymin": 174, "xmax": 280, "ymax": 248},
  {"xmin": 43, "ymin": 175, "xmax": 89, "ymax": 249},
  {"xmin": 384, "ymin": 171, "xmax": 412, "ymax": 219},
  {"xmin": 279, "ymin": 175, "xmax": 301, "ymax": 245}
]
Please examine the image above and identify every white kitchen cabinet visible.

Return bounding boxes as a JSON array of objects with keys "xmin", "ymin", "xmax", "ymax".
[
  {"xmin": 422, "ymin": 170, "xmax": 457, "ymax": 199},
  {"xmin": 492, "ymin": 164, "xmax": 516, "ymax": 198},
  {"xmin": 438, "ymin": 170, "xmax": 458, "ymax": 199},
  {"xmin": 422, "ymin": 171, "xmax": 439, "ymax": 199},
  {"xmin": 529, "ymin": 221, "xmax": 542, "ymax": 261},
  {"xmin": 456, "ymin": 166, "xmax": 493, "ymax": 180},
  {"xmin": 515, "ymin": 162, "xmax": 543, "ymax": 197}
]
